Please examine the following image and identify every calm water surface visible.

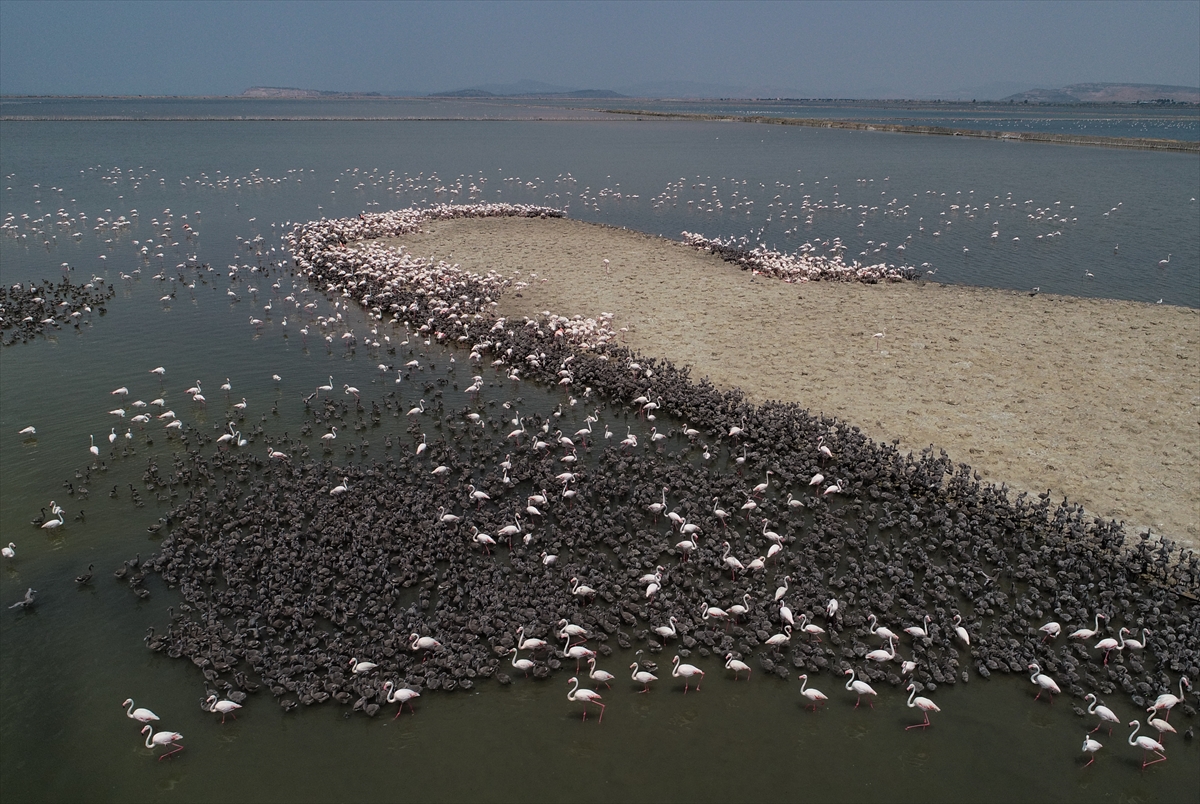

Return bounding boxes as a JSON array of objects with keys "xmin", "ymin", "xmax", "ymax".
[{"xmin": 1, "ymin": 113, "xmax": 1197, "ymax": 802}]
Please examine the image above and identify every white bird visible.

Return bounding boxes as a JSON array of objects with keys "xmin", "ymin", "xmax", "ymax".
[
  {"xmin": 671, "ymin": 655, "xmax": 705, "ymax": 693},
  {"xmin": 1127, "ymin": 720, "xmax": 1167, "ymax": 768},
  {"xmin": 349, "ymin": 657, "xmax": 378, "ymax": 674},
  {"xmin": 844, "ymin": 668, "xmax": 877, "ymax": 708},
  {"xmin": 588, "ymin": 656, "xmax": 615, "ymax": 688},
  {"xmin": 203, "ymin": 695, "xmax": 242, "ymax": 723},
  {"xmin": 1038, "ymin": 621, "xmax": 1062, "ymax": 642},
  {"xmin": 383, "ymin": 681, "xmax": 421, "ymax": 716},
  {"xmin": 866, "ymin": 637, "xmax": 897, "ymax": 663},
  {"xmin": 1084, "ymin": 693, "xmax": 1119, "ymax": 734},
  {"xmin": 566, "ymin": 676, "xmax": 605, "ymax": 722},
  {"xmin": 1, "ymin": 542, "xmax": 14, "ymax": 559},
  {"xmin": 410, "ymin": 634, "xmax": 442, "ymax": 655},
  {"xmin": 1150, "ymin": 677, "xmax": 1191, "ymax": 721},
  {"xmin": 1081, "ymin": 735, "xmax": 1103, "ymax": 766},
  {"xmin": 952, "ymin": 614, "xmax": 970, "ymax": 647},
  {"xmin": 1069, "ymin": 613, "xmax": 1106, "ymax": 641},
  {"xmin": 89, "ymin": 435, "xmax": 100, "ymax": 457},
  {"xmin": 559, "ymin": 635, "xmax": 595, "ymax": 672},
  {"xmin": 905, "ymin": 683, "xmax": 941, "ymax": 729},
  {"xmin": 508, "ymin": 648, "xmax": 535, "ymax": 677},
  {"xmin": 826, "ymin": 598, "xmax": 839, "ymax": 619},
  {"xmin": 724, "ymin": 653, "xmax": 752, "ymax": 680},
  {"xmin": 122, "ymin": 698, "xmax": 159, "ymax": 723},
  {"xmin": 18, "ymin": 426, "xmax": 36, "ymax": 436},
  {"xmin": 140, "ymin": 725, "xmax": 184, "ymax": 759},
  {"xmin": 516, "ymin": 626, "xmax": 548, "ymax": 652},
  {"xmin": 111, "ymin": 386, "xmax": 129, "ymax": 396},
  {"xmin": 630, "ymin": 661, "xmax": 658, "ymax": 693},
  {"xmin": 765, "ymin": 625, "xmax": 792, "ymax": 647},
  {"xmin": 1028, "ymin": 663, "xmax": 1060, "ymax": 702},
  {"xmin": 653, "ymin": 616, "xmax": 678, "ymax": 641},
  {"xmin": 867, "ymin": 614, "xmax": 900, "ymax": 643},
  {"xmin": 797, "ymin": 613, "xmax": 825, "ymax": 641},
  {"xmin": 797, "ymin": 674, "xmax": 829, "ymax": 710},
  {"xmin": 905, "ymin": 615, "xmax": 931, "ymax": 640}
]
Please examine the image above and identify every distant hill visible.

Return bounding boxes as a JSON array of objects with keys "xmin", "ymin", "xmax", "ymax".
[
  {"xmin": 428, "ymin": 84, "xmax": 626, "ymax": 99},
  {"xmin": 1002, "ymin": 83, "xmax": 1199, "ymax": 103},
  {"xmin": 242, "ymin": 87, "xmax": 383, "ymax": 99}
]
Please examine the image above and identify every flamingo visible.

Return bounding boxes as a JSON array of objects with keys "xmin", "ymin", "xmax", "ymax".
[
  {"xmin": 826, "ymin": 598, "xmax": 839, "ymax": 620},
  {"xmin": 1028, "ymin": 663, "xmax": 1060, "ymax": 702},
  {"xmin": 712, "ymin": 497, "xmax": 729, "ymax": 528},
  {"xmin": 569, "ymin": 577, "xmax": 596, "ymax": 600},
  {"xmin": 1069, "ymin": 613, "xmax": 1106, "ymax": 640},
  {"xmin": 203, "ymin": 695, "xmax": 242, "ymax": 723},
  {"xmin": 588, "ymin": 657, "xmax": 615, "ymax": 688},
  {"xmin": 653, "ymin": 616, "xmax": 678, "ymax": 642},
  {"xmin": 1120, "ymin": 628, "xmax": 1150, "ymax": 651},
  {"xmin": 516, "ymin": 626, "xmax": 547, "ymax": 652},
  {"xmin": 470, "ymin": 527, "xmax": 496, "ymax": 554},
  {"xmin": 844, "ymin": 669, "xmax": 877, "ymax": 709},
  {"xmin": 779, "ymin": 601, "xmax": 794, "ymax": 627},
  {"xmin": 904, "ymin": 683, "xmax": 941, "ymax": 729},
  {"xmin": 1146, "ymin": 711, "xmax": 1177, "ymax": 740},
  {"xmin": 808, "ymin": 472, "xmax": 825, "ymax": 492},
  {"xmin": 1084, "ymin": 693, "xmax": 1119, "ymax": 735},
  {"xmin": 410, "ymin": 634, "xmax": 442, "ymax": 660},
  {"xmin": 122, "ymin": 698, "xmax": 159, "ymax": 723},
  {"xmin": 724, "ymin": 653, "xmax": 752, "ymax": 680},
  {"xmin": 727, "ymin": 593, "xmax": 752, "ymax": 621},
  {"xmin": 560, "ymin": 635, "xmax": 595, "ymax": 672},
  {"xmin": 18, "ymin": 426, "xmax": 36, "ymax": 436},
  {"xmin": 1, "ymin": 543, "xmax": 14, "ymax": 559},
  {"xmin": 1150, "ymin": 677, "xmax": 1191, "ymax": 721},
  {"xmin": 566, "ymin": 676, "xmax": 605, "ymax": 722},
  {"xmin": 1158, "ymin": 254, "xmax": 1171, "ymax": 266},
  {"xmin": 797, "ymin": 614, "xmax": 825, "ymax": 642},
  {"xmin": 671, "ymin": 655, "xmax": 705, "ymax": 693},
  {"xmin": 1038, "ymin": 621, "xmax": 1062, "ymax": 642},
  {"xmin": 89, "ymin": 435, "xmax": 100, "ymax": 457},
  {"xmin": 765, "ymin": 625, "xmax": 792, "ymax": 648},
  {"xmin": 648, "ymin": 488, "xmax": 667, "ymax": 521},
  {"xmin": 797, "ymin": 674, "xmax": 828, "ymax": 710},
  {"xmin": 141, "ymin": 725, "xmax": 184, "ymax": 759},
  {"xmin": 952, "ymin": 614, "xmax": 970, "ymax": 647},
  {"xmin": 349, "ymin": 657, "xmax": 378, "ymax": 674},
  {"xmin": 866, "ymin": 637, "xmax": 897, "ymax": 663},
  {"xmin": 1094, "ymin": 629, "xmax": 1126, "ymax": 665},
  {"xmin": 905, "ymin": 615, "xmax": 931, "ymax": 640},
  {"xmin": 509, "ymin": 648, "xmax": 535, "ymax": 677},
  {"xmin": 1127, "ymin": 720, "xmax": 1167, "ymax": 768},
  {"xmin": 867, "ymin": 614, "xmax": 899, "ymax": 643},
  {"xmin": 720, "ymin": 541, "xmax": 745, "ymax": 579},
  {"xmin": 1082, "ymin": 734, "xmax": 1103, "ymax": 766},
  {"xmin": 774, "ymin": 575, "xmax": 790, "ymax": 602},
  {"xmin": 383, "ymin": 681, "xmax": 421, "ymax": 716},
  {"xmin": 558, "ymin": 619, "xmax": 588, "ymax": 644},
  {"xmin": 751, "ymin": 470, "xmax": 773, "ymax": 497},
  {"xmin": 630, "ymin": 660, "xmax": 658, "ymax": 693}
]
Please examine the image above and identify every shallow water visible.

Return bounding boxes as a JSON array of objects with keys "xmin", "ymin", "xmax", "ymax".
[{"xmin": 1, "ymin": 113, "xmax": 1197, "ymax": 802}]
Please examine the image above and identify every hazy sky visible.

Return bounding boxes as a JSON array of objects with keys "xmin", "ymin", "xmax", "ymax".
[{"xmin": 1, "ymin": 0, "xmax": 1197, "ymax": 98}]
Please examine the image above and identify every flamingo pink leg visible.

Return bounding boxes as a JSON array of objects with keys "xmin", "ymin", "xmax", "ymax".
[{"xmin": 1142, "ymin": 751, "xmax": 1167, "ymax": 768}]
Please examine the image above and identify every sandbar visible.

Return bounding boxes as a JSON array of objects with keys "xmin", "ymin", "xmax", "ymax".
[{"xmin": 382, "ymin": 216, "xmax": 1200, "ymax": 549}]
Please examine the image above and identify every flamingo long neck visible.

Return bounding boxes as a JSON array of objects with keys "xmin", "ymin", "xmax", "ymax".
[
  {"xmin": 1029, "ymin": 665, "xmax": 1040, "ymax": 683},
  {"xmin": 144, "ymin": 728, "xmax": 155, "ymax": 748},
  {"xmin": 672, "ymin": 656, "xmax": 681, "ymax": 676},
  {"xmin": 1092, "ymin": 614, "xmax": 1102, "ymax": 633},
  {"xmin": 560, "ymin": 635, "xmax": 571, "ymax": 657},
  {"xmin": 1180, "ymin": 678, "xmax": 1189, "ymax": 698},
  {"xmin": 568, "ymin": 677, "xmax": 580, "ymax": 700},
  {"xmin": 1086, "ymin": 696, "xmax": 1098, "ymax": 715},
  {"xmin": 907, "ymin": 686, "xmax": 917, "ymax": 707},
  {"xmin": 868, "ymin": 615, "xmax": 878, "ymax": 634},
  {"xmin": 1128, "ymin": 721, "xmax": 1141, "ymax": 746},
  {"xmin": 799, "ymin": 676, "xmax": 808, "ymax": 694},
  {"xmin": 845, "ymin": 670, "xmax": 856, "ymax": 690}
]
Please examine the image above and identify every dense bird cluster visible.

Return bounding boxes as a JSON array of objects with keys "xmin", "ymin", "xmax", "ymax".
[
  {"xmin": 1, "ymin": 277, "xmax": 113, "ymax": 345},
  {"xmin": 681, "ymin": 231, "xmax": 920, "ymax": 284},
  {"xmin": 116, "ymin": 205, "xmax": 1197, "ymax": 726}
]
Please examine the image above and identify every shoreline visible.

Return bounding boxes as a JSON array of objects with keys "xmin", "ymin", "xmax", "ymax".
[{"xmin": 381, "ymin": 215, "xmax": 1200, "ymax": 549}]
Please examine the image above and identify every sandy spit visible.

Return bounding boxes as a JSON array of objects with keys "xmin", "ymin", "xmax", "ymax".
[{"xmin": 382, "ymin": 216, "xmax": 1199, "ymax": 549}]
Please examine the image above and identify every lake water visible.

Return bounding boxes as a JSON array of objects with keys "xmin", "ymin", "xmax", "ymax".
[{"xmin": 1, "ymin": 102, "xmax": 1197, "ymax": 802}]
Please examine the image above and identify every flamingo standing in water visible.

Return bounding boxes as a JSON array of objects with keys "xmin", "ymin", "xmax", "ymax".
[
  {"xmin": 1028, "ymin": 663, "xmax": 1061, "ymax": 702},
  {"xmin": 1081, "ymin": 735, "xmax": 1103, "ymax": 766},
  {"xmin": 797, "ymin": 674, "xmax": 828, "ymax": 711},
  {"xmin": 140, "ymin": 725, "xmax": 184, "ymax": 759},
  {"xmin": 844, "ymin": 669, "xmax": 877, "ymax": 709},
  {"xmin": 1084, "ymin": 693, "xmax": 1119, "ymax": 735},
  {"xmin": 904, "ymin": 683, "xmax": 941, "ymax": 729},
  {"xmin": 567, "ymin": 676, "xmax": 605, "ymax": 722},
  {"xmin": 1127, "ymin": 720, "xmax": 1167, "ymax": 768},
  {"xmin": 672, "ymin": 655, "xmax": 705, "ymax": 693},
  {"xmin": 383, "ymin": 681, "xmax": 420, "ymax": 716},
  {"xmin": 630, "ymin": 660, "xmax": 658, "ymax": 693},
  {"xmin": 122, "ymin": 698, "xmax": 159, "ymax": 723},
  {"xmin": 1150, "ymin": 677, "xmax": 1191, "ymax": 721}
]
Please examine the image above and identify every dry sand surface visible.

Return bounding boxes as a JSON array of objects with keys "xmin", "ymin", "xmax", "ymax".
[{"xmin": 384, "ymin": 216, "xmax": 1200, "ymax": 549}]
